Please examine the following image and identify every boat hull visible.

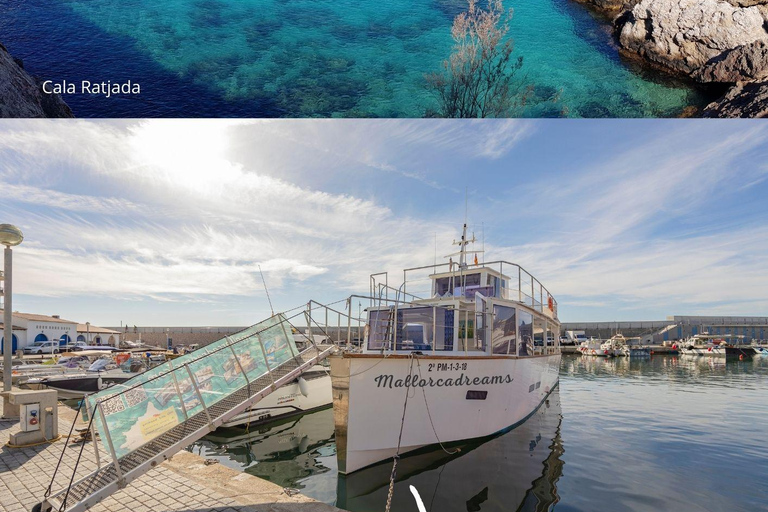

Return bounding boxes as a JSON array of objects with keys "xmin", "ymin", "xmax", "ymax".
[
  {"xmin": 331, "ymin": 353, "xmax": 561, "ymax": 474},
  {"xmin": 221, "ymin": 372, "xmax": 332, "ymax": 428},
  {"xmin": 680, "ymin": 347, "xmax": 726, "ymax": 357},
  {"xmin": 40, "ymin": 372, "xmax": 135, "ymax": 399}
]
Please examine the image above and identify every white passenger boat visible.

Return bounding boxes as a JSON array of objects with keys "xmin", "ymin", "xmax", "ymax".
[{"xmin": 330, "ymin": 224, "xmax": 561, "ymax": 474}]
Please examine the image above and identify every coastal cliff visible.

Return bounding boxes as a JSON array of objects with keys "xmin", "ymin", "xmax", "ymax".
[
  {"xmin": 0, "ymin": 42, "xmax": 73, "ymax": 118},
  {"xmin": 575, "ymin": 0, "xmax": 768, "ymax": 117}
]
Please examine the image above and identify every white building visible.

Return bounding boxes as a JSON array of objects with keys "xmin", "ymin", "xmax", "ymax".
[
  {"xmin": 0, "ymin": 310, "xmax": 120, "ymax": 353},
  {"xmin": 76, "ymin": 324, "xmax": 120, "ymax": 346}
]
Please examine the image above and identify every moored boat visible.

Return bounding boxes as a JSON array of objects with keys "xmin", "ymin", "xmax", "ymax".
[
  {"xmin": 578, "ymin": 337, "xmax": 603, "ymax": 356},
  {"xmin": 330, "ymin": 224, "xmax": 562, "ymax": 474},
  {"xmin": 679, "ymin": 334, "xmax": 745, "ymax": 358},
  {"xmin": 220, "ymin": 364, "xmax": 332, "ymax": 428}
]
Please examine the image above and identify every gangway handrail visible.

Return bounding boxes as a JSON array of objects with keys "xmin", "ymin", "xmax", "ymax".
[{"xmin": 38, "ymin": 309, "xmax": 338, "ymax": 512}]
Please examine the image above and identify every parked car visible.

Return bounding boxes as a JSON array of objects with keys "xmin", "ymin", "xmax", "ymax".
[{"xmin": 23, "ymin": 341, "xmax": 61, "ymax": 355}]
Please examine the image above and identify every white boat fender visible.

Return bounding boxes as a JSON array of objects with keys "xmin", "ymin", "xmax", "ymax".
[{"xmin": 298, "ymin": 377, "xmax": 309, "ymax": 397}]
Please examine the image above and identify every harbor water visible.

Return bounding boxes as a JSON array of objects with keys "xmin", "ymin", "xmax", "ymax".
[
  {"xmin": 0, "ymin": 0, "xmax": 709, "ymax": 117},
  {"xmin": 190, "ymin": 354, "xmax": 768, "ymax": 512}
]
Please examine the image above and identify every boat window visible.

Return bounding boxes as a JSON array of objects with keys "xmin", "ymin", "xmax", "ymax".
[
  {"xmin": 367, "ymin": 309, "xmax": 393, "ymax": 351},
  {"xmin": 396, "ymin": 307, "xmax": 435, "ymax": 351},
  {"xmin": 517, "ymin": 310, "xmax": 534, "ymax": 356},
  {"xmin": 434, "ymin": 277, "xmax": 454, "ymax": 297},
  {"xmin": 492, "ymin": 305, "xmax": 516, "ymax": 355},
  {"xmin": 367, "ymin": 307, "xmax": 453, "ymax": 352},
  {"xmin": 533, "ymin": 317, "xmax": 546, "ymax": 353}
]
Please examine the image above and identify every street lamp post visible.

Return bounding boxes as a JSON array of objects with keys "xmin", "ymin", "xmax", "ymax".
[
  {"xmin": 1, "ymin": 224, "xmax": 24, "ymax": 393},
  {"xmin": 86, "ymin": 321, "xmax": 91, "ymax": 345}
]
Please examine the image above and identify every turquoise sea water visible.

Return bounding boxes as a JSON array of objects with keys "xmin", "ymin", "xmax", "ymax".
[
  {"xmin": 192, "ymin": 355, "xmax": 768, "ymax": 511},
  {"xmin": 1, "ymin": 0, "xmax": 709, "ymax": 117}
]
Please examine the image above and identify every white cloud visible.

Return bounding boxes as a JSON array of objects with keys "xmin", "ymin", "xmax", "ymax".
[{"xmin": 0, "ymin": 119, "xmax": 766, "ymax": 324}]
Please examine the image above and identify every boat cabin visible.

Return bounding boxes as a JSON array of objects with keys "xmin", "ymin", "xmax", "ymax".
[{"xmin": 364, "ymin": 264, "xmax": 559, "ymax": 358}]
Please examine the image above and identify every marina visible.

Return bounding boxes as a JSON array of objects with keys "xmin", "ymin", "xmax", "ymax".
[
  {"xmin": 189, "ymin": 354, "xmax": 768, "ymax": 512},
  {"xmin": 1, "ymin": 120, "xmax": 768, "ymax": 512}
]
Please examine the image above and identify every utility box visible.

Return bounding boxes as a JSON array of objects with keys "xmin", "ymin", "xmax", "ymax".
[
  {"xmin": 20, "ymin": 403, "xmax": 40, "ymax": 432},
  {"xmin": 7, "ymin": 389, "xmax": 57, "ymax": 446}
]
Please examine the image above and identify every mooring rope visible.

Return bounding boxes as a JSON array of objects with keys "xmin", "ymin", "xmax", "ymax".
[
  {"xmin": 415, "ymin": 357, "xmax": 459, "ymax": 456},
  {"xmin": 44, "ymin": 400, "xmax": 84, "ymax": 502},
  {"xmin": 384, "ymin": 353, "xmax": 416, "ymax": 512}
]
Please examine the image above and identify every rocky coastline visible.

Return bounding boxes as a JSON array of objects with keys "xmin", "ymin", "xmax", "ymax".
[
  {"xmin": 576, "ymin": 0, "xmax": 768, "ymax": 117},
  {"xmin": 0, "ymin": 42, "xmax": 73, "ymax": 118}
]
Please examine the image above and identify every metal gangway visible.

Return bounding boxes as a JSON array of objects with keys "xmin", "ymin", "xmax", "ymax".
[{"xmin": 38, "ymin": 312, "xmax": 337, "ymax": 512}]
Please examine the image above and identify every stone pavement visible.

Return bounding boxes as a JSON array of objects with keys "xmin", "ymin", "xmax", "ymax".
[{"xmin": 0, "ymin": 402, "xmax": 342, "ymax": 512}]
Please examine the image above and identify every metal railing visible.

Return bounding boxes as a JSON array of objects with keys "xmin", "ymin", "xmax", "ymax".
[
  {"xmin": 41, "ymin": 312, "xmax": 335, "ymax": 512},
  {"xmin": 373, "ymin": 260, "xmax": 558, "ymax": 320}
]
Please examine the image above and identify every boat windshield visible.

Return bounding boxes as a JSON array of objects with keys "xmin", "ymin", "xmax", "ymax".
[
  {"xmin": 87, "ymin": 358, "xmax": 110, "ymax": 372},
  {"xmin": 366, "ymin": 307, "xmax": 454, "ymax": 352}
]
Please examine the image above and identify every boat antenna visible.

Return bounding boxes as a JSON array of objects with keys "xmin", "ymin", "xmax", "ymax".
[
  {"xmin": 464, "ymin": 187, "xmax": 468, "ymax": 226},
  {"xmin": 258, "ymin": 265, "xmax": 275, "ymax": 316},
  {"xmin": 434, "ymin": 232, "xmax": 437, "ymax": 271}
]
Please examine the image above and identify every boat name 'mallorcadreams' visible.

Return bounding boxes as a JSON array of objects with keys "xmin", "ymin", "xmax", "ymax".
[
  {"xmin": 42, "ymin": 80, "xmax": 141, "ymax": 98},
  {"xmin": 374, "ymin": 373, "xmax": 514, "ymax": 389}
]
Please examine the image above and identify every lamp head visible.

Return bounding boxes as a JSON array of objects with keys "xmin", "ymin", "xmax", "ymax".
[{"xmin": 0, "ymin": 224, "xmax": 23, "ymax": 247}]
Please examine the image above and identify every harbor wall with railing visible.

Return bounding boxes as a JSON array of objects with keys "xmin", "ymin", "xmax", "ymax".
[
  {"xmin": 562, "ymin": 316, "xmax": 768, "ymax": 344},
  {"xmin": 111, "ymin": 316, "xmax": 768, "ymax": 349}
]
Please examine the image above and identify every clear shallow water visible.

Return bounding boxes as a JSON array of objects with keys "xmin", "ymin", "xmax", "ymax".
[
  {"xmin": 1, "ymin": 0, "xmax": 710, "ymax": 117},
  {"xmin": 191, "ymin": 355, "xmax": 768, "ymax": 511}
]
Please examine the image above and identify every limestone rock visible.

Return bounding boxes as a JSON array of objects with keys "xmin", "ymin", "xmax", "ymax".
[
  {"xmin": 701, "ymin": 81, "xmax": 768, "ymax": 116},
  {"xmin": 572, "ymin": 0, "xmax": 639, "ymax": 14},
  {"xmin": 618, "ymin": 0, "xmax": 768, "ymax": 76},
  {"xmin": 0, "ymin": 43, "xmax": 73, "ymax": 118},
  {"xmin": 726, "ymin": 0, "xmax": 768, "ymax": 6},
  {"xmin": 694, "ymin": 40, "xmax": 768, "ymax": 82}
]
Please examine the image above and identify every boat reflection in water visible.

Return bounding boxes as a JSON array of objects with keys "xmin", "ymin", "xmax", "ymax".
[
  {"xmin": 338, "ymin": 388, "xmax": 563, "ymax": 512},
  {"xmin": 191, "ymin": 406, "xmax": 338, "ymax": 500},
  {"xmin": 192, "ymin": 388, "xmax": 564, "ymax": 512}
]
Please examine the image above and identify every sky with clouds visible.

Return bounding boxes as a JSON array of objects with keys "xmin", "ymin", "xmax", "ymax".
[{"xmin": 0, "ymin": 119, "xmax": 766, "ymax": 327}]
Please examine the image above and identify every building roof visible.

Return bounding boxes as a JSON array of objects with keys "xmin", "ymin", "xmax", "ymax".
[
  {"xmin": 0, "ymin": 310, "xmax": 78, "ymax": 324},
  {"xmin": 0, "ymin": 323, "xmax": 27, "ymax": 330},
  {"xmin": 76, "ymin": 324, "xmax": 120, "ymax": 334}
]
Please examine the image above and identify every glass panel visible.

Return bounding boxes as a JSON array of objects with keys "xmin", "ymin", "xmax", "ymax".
[
  {"xmin": 546, "ymin": 324, "xmax": 556, "ymax": 348},
  {"xmin": 434, "ymin": 309, "xmax": 454, "ymax": 351},
  {"xmin": 86, "ymin": 314, "xmax": 297, "ymax": 460},
  {"xmin": 518, "ymin": 309, "xmax": 534, "ymax": 356},
  {"xmin": 367, "ymin": 309, "xmax": 392, "ymax": 351},
  {"xmin": 492, "ymin": 305, "xmax": 516, "ymax": 355},
  {"xmin": 458, "ymin": 317, "xmax": 474, "ymax": 352},
  {"xmin": 434, "ymin": 277, "xmax": 454, "ymax": 297},
  {"xmin": 395, "ymin": 307, "xmax": 435, "ymax": 351},
  {"xmin": 534, "ymin": 316, "xmax": 546, "ymax": 353}
]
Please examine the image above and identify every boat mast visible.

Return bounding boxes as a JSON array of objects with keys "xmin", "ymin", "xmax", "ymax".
[{"xmin": 453, "ymin": 223, "xmax": 476, "ymax": 269}]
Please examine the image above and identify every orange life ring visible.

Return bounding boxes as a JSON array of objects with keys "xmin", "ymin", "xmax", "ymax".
[{"xmin": 547, "ymin": 296, "xmax": 554, "ymax": 311}]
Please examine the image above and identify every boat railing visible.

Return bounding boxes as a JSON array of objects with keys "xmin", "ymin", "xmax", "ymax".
[
  {"xmin": 40, "ymin": 310, "xmax": 337, "ymax": 512},
  {"xmin": 374, "ymin": 260, "xmax": 558, "ymax": 321}
]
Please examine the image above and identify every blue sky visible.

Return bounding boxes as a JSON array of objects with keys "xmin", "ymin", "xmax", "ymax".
[{"xmin": 0, "ymin": 119, "xmax": 766, "ymax": 327}]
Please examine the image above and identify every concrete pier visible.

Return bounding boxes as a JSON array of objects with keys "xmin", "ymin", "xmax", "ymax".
[{"xmin": 0, "ymin": 402, "xmax": 343, "ymax": 512}]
